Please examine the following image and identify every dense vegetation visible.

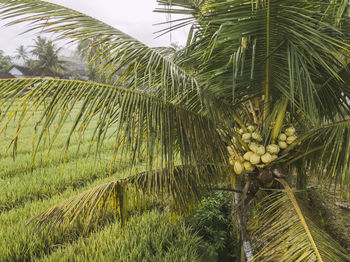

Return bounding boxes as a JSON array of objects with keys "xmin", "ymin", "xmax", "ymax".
[
  {"xmin": 0, "ymin": 50, "xmax": 12, "ymax": 71},
  {"xmin": 0, "ymin": 111, "xmax": 238, "ymax": 261},
  {"xmin": 1, "ymin": 0, "xmax": 350, "ymax": 261}
]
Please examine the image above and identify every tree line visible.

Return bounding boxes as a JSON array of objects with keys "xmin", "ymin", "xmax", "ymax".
[{"xmin": 0, "ymin": 36, "xmax": 64, "ymax": 76}]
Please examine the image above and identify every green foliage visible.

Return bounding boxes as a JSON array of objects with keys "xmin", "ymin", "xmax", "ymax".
[
  {"xmin": 1, "ymin": 0, "xmax": 350, "ymax": 260},
  {"xmin": 249, "ymin": 190, "xmax": 350, "ymax": 261},
  {"xmin": 30, "ymin": 36, "xmax": 65, "ymax": 76},
  {"xmin": 43, "ymin": 211, "xmax": 204, "ymax": 262},
  {"xmin": 15, "ymin": 45, "xmax": 28, "ymax": 63},
  {"xmin": 86, "ymin": 64, "xmax": 107, "ymax": 83},
  {"xmin": 0, "ymin": 50, "xmax": 12, "ymax": 71},
  {"xmin": 0, "ymin": 113, "xmax": 208, "ymax": 261},
  {"xmin": 0, "ymin": 114, "xmax": 130, "ymax": 261},
  {"xmin": 187, "ymin": 191, "xmax": 238, "ymax": 261}
]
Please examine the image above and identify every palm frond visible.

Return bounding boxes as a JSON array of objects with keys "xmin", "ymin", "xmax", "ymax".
[
  {"xmin": 0, "ymin": 1, "xmax": 193, "ymax": 95},
  {"xmin": 29, "ymin": 164, "xmax": 232, "ymax": 231},
  {"xmin": 284, "ymin": 119, "xmax": 350, "ymax": 197},
  {"xmin": 171, "ymin": 0, "xmax": 350, "ymax": 122},
  {"xmin": 0, "ymin": 0, "xmax": 237, "ymax": 122},
  {"xmin": 249, "ymin": 182, "xmax": 350, "ymax": 262},
  {"xmin": 0, "ymin": 78, "xmax": 227, "ymax": 172}
]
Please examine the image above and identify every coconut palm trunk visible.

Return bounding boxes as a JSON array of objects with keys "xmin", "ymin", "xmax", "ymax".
[
  {"xmin": 0, "ymin": 0, "xmax": 350, "ymax": 261},
  {"xmin": 233, "ymin": 178, "xmax": 254, "ymax": 261}
]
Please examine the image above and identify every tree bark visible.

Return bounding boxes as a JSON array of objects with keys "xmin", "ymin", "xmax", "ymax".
[{"xmin": 233, "ymin": 177, "xmax": 254, "ymax": 262}]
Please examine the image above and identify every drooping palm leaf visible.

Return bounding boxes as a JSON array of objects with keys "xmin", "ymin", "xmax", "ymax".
[
  {"xmin": 0, "ymin": 1, "xmax": 197, "ymax": 98},
  {"xmin": 0, "ymin": 78, "xmax": 228, "ymax": 173},
  {"xmin": 29, "ymin": 164, "xmax": 232, "ymax": 231},
  {"xmin": 249, "ymin": 182, "xmax": 350, "ymax": 261},
  {"xmin": 0, "ymin": 0, "xmax": 239, "ymax": 123},
  {"xmin": 283, "ymin": 119, "xmax": 350, "ymax": 197}
]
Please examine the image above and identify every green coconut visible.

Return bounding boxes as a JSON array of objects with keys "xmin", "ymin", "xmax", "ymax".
[
  {"xmin": 261, "ymin": 153, "xmax": 273, "ymax": 163},
  {"xmin": 279, "ymin": 133, "xmax": 287, "ymax": 141},
  {"xmin": 247, "ymin": 125, "xmax": 255, "ymax": 132},
  {"xmin": 234, "ymin": 161, "xmax": 244, "ymax": 174},
  {"xmin": 279, "ymin": 141, "xmax": 288, "ymax": 149},
  {"xmin": 267, "ymin": 144, "xmax": 280, "ymax": 154},
  {"xmin": 256, "ymin": 145, "xmax": 266, "ymax": 155},
  {"xmin": 242, "ymin": 133, "xmax": 252, "ymax": 140},
  {"xmin": 285, "ymin": 127, "xmax": 296, "ymax": 136},
  {"xmin": 243, "ymin": 161, "xmax": 255, "ymax": 171},
  {"xmin": 271, "ymin": 154, "xmax": 278, "ymax": 161},
  {"xmin": 243, "ymin": 151, "xmax": 254, "ymax": 161},
  {"xmin": 248, "ymin": 142, "xmax": 259, "ymax": 153},
  {"xmin": 252, "ymin": 132, "xmax": 263, "ymax": 141},
  {"xmin": 250, "ymin": 153, "xmax": 261, "ymax": 165},
  {"xmin": 286, "ymin": 135, "xmax": 297, "ymax": 144}
]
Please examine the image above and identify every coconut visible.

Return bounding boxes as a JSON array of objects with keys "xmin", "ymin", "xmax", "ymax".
[
  {"xmin": 238, "ymin": 128, "xmax": 244, "ymax": 135},
  {"xmin": 243, "ymin": 139, "xmax": 251, "ymax": 144},
  {"xmin": 229, "ymin": 158, "xmax": 235, "ymax": 165},
  {"xmin": 247, "ymin": 125, "xmax": 255, "ymax": 133},
  {"xmin": 261, "ymin": 153, "xmax": 273, "ymax": 163},
  {"xmin": 271, "ymin": 154, "xmax": 278, "ymax": 161},
  {"xmin": 278, "ymin": 141, "xmax": 288, "ymax": 149},
  {"xmin": 243, "ymin": 151, "xmax": 254, "ymax": 161},
  {"xmin": 256, "ymin": 145, "xmax": 266, "ymax": 156},
  {"xmin": 238, "ymin": 156, "xmax": 245, "ymax": 163},
  {"xmin": 234, "ymin": 161, "xmax": 244, "ymax": 174},
  {"xmin": 250, "ymin": 153, "xmax": 261, "ymax": 165},
  {"xmin": 243, "ymin": 161, "xmax": 255, "ymax": 171},
  {"xmin": 248, "ymin": 142, "xmax": 259, "ymax": 153},
  {"xmin": 258, "ymin": 169, "xmax": 274, "ymax": 184},
  {"xmin": 227, "ymin": 146, "xmax": 234, "ymax": 155},
  {"xmin": 266, "ymin": 144, "xmax": 280, "ymax": 154},
  {"xmin": 285, "ymin": 127, "xmax": 296, "ymax": 136},
  {"xmin": 242, "ymin": 133, "xmax": 251, "ymax": 140},
  {"xmin": 279, "ymin": 133, "xmax": 287, "ymax": 141},
  {"xmin": 252, "ymin": 132, "xmax": 263, "ymax": 141},
  {"xmin": 286, "ymin": 135, "xmax": 297, "ymax": 144}
]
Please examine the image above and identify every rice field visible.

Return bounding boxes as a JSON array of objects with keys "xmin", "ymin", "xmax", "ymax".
[{"xmin": 0, "ymin": 105, "xmax": 206, "ymax": 261}]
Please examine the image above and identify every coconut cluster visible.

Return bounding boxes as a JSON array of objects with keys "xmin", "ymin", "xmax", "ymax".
[
  {"xmin": 228, "ymin": 125, "xmax": 297, "ymax": 175},
  {"xmin": 278, "ymin": 126, "xmax": 297, "ymax": 149}
]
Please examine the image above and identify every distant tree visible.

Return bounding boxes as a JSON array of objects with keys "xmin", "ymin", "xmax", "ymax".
[
  {"xmin": 25, "ymin": 59, "xmax": 37, "ymax": 69},
  {"xmin": 76, "ymin": 37, "xmax": 107, "ymax": 83},
  {"xmin": 31, "ymin": 36, "xmax": 47, "ymax": 58},
  {"xmin": 86, "ymin": 64, "xmax": 99, "ymax": 82},
  {"xmin": 0, "ymin": 50, "xmax": 12, "ymax": 72},
  {"xmin": 77, "ymin": 37, "xmax": 100, "ymax": 61},
  {"xmin": 15, "ymin": 45, "xmax": 28, "ymax": 64},
  {"xmin": 31, "ymin": 36, "xmax": 65, "ymax": 76}
]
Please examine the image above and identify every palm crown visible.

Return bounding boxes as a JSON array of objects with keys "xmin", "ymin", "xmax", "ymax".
[{"xmin": 0, "ymin": 0, "xmax": 350, "ymax": 261}]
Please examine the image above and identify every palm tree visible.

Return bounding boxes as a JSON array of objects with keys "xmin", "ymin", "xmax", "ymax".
[
  {"xmin": 0, "ymin": 0, "xmax": 350, "ymax": 261},
  {"xmin": 31, "ymin": 36, "xmax": 65, "ymax": 76},
  {"xmin": 14, "ymin": 45, "xmax": 28, "ymax": 64},
  {"xmin": 31, "ymin": 36, "xmax": 48, "ymax": 58}
]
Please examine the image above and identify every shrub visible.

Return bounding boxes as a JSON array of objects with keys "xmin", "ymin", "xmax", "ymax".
[{"xmin": 187, "ymin": 191, "xmax": 238, "ymax": 261}]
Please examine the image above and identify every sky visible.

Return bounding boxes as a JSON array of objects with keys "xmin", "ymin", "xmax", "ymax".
[{"xmin": 0, "ymin": 0, "xmax": 189, "ymax": 56}]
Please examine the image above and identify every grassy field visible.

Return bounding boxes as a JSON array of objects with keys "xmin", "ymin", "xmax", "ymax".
[{"xmin": 0, "ymin": 105, "xmax": 211, "ymax": 262}]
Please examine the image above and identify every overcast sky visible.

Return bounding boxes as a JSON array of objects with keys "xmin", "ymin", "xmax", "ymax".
[{"xmin": 0, "ymin": 0, "xmax": 189, "ymax": 56}]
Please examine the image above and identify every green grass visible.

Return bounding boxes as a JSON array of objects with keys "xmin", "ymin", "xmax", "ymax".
[
  {"xmin": 0, "ymin": 105, "xmax": 209, "ymax": 261},
  {"xmin": 41, "ymin": 211, "xmax": 204, "ymax": 262}
]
